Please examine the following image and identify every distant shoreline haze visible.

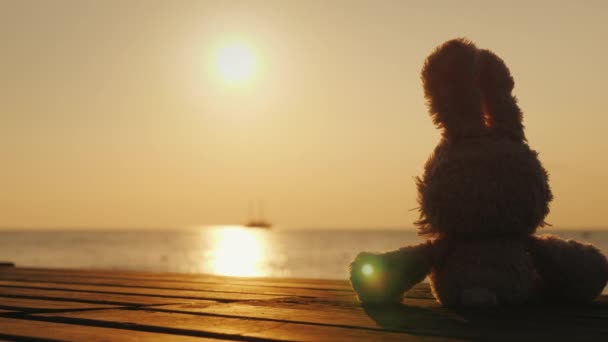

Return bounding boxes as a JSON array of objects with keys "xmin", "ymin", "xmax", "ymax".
[{"xmin": 1, "ymin": 228, "xmax": 607, "ymax": 282}]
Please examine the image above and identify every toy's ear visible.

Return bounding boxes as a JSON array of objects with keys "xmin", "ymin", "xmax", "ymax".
[
  {"xmin": 478, "ymin": 49, "xmax": 526, "ymax": 142},
  {"xmin": 421, "ymin": 38, "xmax": 485, "ymax": 140}
]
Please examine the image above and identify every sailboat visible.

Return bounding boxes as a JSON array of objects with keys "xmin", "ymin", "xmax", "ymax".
[{"xmin": 244, "ymin": 201, "xmax": 272, "ymax": 229}]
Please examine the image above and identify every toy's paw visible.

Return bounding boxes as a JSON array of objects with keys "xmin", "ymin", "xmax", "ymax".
[
  {"xmin": 350, "ymin": 243, "xmax": 434, "ymax": 304},
  {"xmin": 350, "ymin": 252, "xmax": 404, "ymax": 304},
  {"xmin": 350, "ymin": 244, "xmax": 433, "ymax": 305}
]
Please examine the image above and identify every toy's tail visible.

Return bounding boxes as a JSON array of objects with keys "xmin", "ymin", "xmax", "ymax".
[{"xmin": 421, "ymin": 38, "xmax": 525, "ymax": 142}]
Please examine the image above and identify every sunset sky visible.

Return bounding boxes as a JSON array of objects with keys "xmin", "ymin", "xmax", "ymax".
[{"xmin": 1, "ymin": 0, "xmax": 607, "ymax": 230}]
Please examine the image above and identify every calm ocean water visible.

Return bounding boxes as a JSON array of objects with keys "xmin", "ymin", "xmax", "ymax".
[{"xmin": 1, "ymin": 227, "xmax": 607, "ymax": 282}]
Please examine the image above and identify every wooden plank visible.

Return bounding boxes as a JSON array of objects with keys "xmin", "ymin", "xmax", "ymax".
[
  {"xmin": 151, "ymin": 295, "xmax": 443, "ymax": 326},
  {"xmin": 0, "ymin": 286, "xmax": 218, "ymax": 306},
  {"xmin": 0, "ymin": 317, "xmax": 234, "ymax": 342},
  {"xmin": 152, "ymin": 300, "xmax": 392, "ymax": 331},
  {"xmin": 0, "ymin": 280, "xmax": 285, "ymax": 302},
  {"xmin": 1, "ymin": 267, "xmax": 352, "ymax": 291},
  {"xmin": 0, "ymin": 267, "xmax": 431, "ymax": 300},
  {"xmin": 0, "ymin": 272, "xmax": 352, "ymax": 299},
  {"xmin": 0, "ymin": 297, "xmax": 118, "ymax": 312},
  {"xmin": 35, "ymin": 308, "xmax": 459, "ymax": 342},
  {"xmin": 2, "ymin": 267, "xmax": 351, "ymax": 288},
  {"xmin": 403, "ymin": 284, "xmax": 436, "ymax": 299}
]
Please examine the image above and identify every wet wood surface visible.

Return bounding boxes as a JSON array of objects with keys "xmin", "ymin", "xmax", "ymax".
[{"xmin": 0, "ymin": 266, "xmax": 607, "ymax": 341}]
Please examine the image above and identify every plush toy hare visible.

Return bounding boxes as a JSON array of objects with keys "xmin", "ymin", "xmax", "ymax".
[{"xmin": 350, "ymin": 38, "xmax": 608, "ymax": 307}]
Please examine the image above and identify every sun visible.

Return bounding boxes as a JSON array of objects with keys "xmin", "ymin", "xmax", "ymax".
[{"xmin": 214, "ymin": 41, "xmax": 256, "ymax": 85}]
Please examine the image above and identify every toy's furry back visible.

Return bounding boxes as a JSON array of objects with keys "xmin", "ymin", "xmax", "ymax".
[{"xmin": 416, "ymin": 39, "xmax": 553, "ymax": 238}]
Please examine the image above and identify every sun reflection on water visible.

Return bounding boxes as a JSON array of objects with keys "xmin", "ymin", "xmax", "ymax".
[{"xmin": 208, "ymin": 225, "xmax": 268, "ymax": 277}]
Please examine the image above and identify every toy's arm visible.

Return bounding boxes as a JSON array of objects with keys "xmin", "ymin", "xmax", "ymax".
[
  {"xmin": 350, "ymin": 241, "xmax": 435, "ymax": 304},
  {"xmin": 529, "ymin": 234, "xmax": 608, "ymax": 302}
]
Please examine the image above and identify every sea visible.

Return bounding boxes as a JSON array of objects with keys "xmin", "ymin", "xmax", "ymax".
[{"xmin": 1, "ymin": 227, "xmax": 607, "ymax": 283}]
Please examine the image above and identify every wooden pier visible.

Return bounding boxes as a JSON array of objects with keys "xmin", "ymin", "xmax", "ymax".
[{"xmin": 0, "ymin": 265, "xmax": 607, "ymax": 341}]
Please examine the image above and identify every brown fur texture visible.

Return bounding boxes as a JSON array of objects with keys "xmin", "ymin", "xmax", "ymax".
[
  {"xmin": 350, "ymin": 38, "xmax": 608, "ymax": 307},
  {"xmin": 529, "ymin": 235, "xmax": 608, "ymax": 302}
]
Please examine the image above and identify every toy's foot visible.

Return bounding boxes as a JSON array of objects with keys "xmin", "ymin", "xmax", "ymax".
[{"xmin": 530, "ymin": 234, "xmax": 608, "ymax": 303}]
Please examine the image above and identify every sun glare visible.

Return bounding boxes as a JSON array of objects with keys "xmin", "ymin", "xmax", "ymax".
[
  {"xmin": 214, "ymin": 41, "xmax": 256, "ymax": 85},
  {"xmin": 209, "ymin": 226, "xmax": 267, "ymax": 277}
]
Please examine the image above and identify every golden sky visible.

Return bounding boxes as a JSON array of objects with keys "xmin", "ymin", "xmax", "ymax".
[{"xmin": 1, "ymin": 0, "xmax": 607, "ymax": 229}]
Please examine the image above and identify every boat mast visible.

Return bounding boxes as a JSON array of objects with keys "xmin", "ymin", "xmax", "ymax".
[
  {"xmin": 258, "ymin": 200, "xmax": 264, "ymax": 223},
  {"xmin": 248, "ymin": 200, "xmax": 256, "ymax": 222}
]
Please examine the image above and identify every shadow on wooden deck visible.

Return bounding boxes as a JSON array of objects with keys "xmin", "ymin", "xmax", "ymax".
[{"xmin": 363, "ymin": 299, "xmax": 608, "ymax": 340}]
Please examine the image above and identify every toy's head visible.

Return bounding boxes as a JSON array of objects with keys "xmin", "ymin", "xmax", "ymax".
[{"xmin": 416, "ymin": 39, "xmax": 553, "ymax": 238}]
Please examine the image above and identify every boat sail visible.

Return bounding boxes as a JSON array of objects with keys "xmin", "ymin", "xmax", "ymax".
[{"xmin": 244, "ymin": 200, "xmax": 272, "ymax": 229}]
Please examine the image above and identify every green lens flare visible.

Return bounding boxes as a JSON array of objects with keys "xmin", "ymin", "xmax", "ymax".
[{"xmin": 361, "ymin": 263, "xmax": 374, "ymax": 276}]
